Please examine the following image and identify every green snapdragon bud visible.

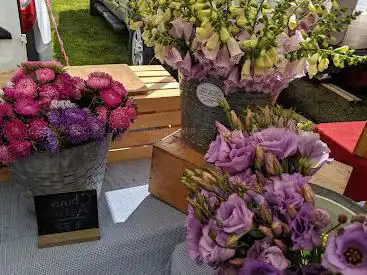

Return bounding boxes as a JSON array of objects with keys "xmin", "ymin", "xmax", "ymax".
[
  {"xmin": 318, "ymin": 57, "xmax": 329, "ymax": 72},
  {"xmin": 309, "ymin": 53, "xmax": 319, "ymax": 65},
  {"xmin": 333, "ymin": 54, "xmax": 341, "ymax": 67},
  {"xmin": 288, "ymin": 14, "xmax": 297, "ymax": 30},
  {"xmin": 335, "ymin": 46, "xmax": 349, "ymax": 54},
  {"xmin": 220, "ymin": 27, "xmax": 231, "ymax": 43},
  {"xmin": 229, "ymin": 26, "xmax": 240, "ymax": 35},
  {"xmin": 332, "ymin": 0, "xmax": 339, "ymax": 9},
  {"xmin": 236, "ymin": 16, "xmax": 247, "ymax": 27},
  {"xmin": 206, "ymin": 33, "xmax": 220, "ymax": 51},
  {"xmin": 308, "ymin": 2, "xmax": 317, "ymax": 13},
  {"xmin": 240, "ymin": 39, "xmax": 257, "ymax": 49},
  {"xmin": 159, "ymin": 0, "xmax": 166, "ymax": 5},
  {"xmin": 198, "ymin": 9, "xmax": 211, "ymax": 19}
]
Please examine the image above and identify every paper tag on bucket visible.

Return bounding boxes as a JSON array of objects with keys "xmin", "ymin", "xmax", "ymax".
[{"xmin": 196, "ymin": 83, "xmax": 225, "ymax": 107}]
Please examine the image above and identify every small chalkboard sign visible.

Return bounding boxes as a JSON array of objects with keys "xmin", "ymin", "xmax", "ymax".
[{"xmin": 34, "ymin": 190, "xmax": 100, "ymax": 248}]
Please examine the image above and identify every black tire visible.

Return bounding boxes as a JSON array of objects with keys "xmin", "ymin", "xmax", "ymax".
[
  {"xmin": 90, "ymin": 0, "xmax": 99, "ymax": 16},
  {"xmin": 128, "ymin": 28, "xmax": 156, "ymax": 65}
]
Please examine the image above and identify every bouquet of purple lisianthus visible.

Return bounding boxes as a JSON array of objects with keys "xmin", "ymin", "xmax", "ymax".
[{"xmin": 182, "ymin": 104, "xmax": 367, "ymax": 274}]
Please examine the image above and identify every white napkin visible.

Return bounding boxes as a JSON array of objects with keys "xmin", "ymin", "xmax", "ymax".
[{"xmin": 105, "ymin": 185, "xmax": 150, "ymax": 223}]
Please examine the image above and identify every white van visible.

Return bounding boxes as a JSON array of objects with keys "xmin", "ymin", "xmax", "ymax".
[{"xmin": 0, "ymin": 0, "xmax": 52, "ymax": 73}]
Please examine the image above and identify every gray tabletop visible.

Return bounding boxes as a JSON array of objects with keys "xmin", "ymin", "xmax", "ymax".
[{"xmin": 0, "ymin": 159, "xmax": 187, "ymax": 275}]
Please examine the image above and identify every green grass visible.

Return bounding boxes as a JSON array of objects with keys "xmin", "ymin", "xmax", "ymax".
[{"xmin": 50, "ymin": 0, "xmax": 129, "ymax": 66}]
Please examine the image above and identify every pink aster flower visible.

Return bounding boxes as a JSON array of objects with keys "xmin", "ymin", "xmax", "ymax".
[
  {"xmin": 15, "ymin": 78, "xmax": 37, "ymax": 98},
  {"xmin": 96, "ymin": 106, "xmax": 109, "ymax": 123},
  {"xmin": 86, "ymin": 72, "xmax": 112, "ymax": 90},
  {"xmin": 9, "ymin": 140, "xmax": 32, "ymax": 159},
  {"xmin": 34, "ymin": 68, "xmax": 56, "ymax": 83},
  {"xmin": 0, "ymin": 103, "xmax": 14, "ymax": 117},
  {"xmin": 28, "ymin": 118, "xmax": 48, "ymax": 141},
  {"xmin": 11, "ymin": 68, "xmax": 28, "ymax": 84},
  {"xmin": 111, "ymin": 81, "xmax": 128, "ymax": 97},
  {"xmin": 3, "ymin": 118, "xmax": 28, "ymax": 141},
  {"xmin": 109, "ymin": 106, "xmax": 134, "ymax": 130},
  {"xmin": 0, "ymin": 145, "xmax": 14, "ymax": 164},
  {"xmin": 15, "ymin": 98, "xmax": 39, "ymax": 116},
  {"xmin": 72, "ymin": 77, "xmax": 86, "ymax": 100},
  {"xmin": 55, "ymin": 73, "xmax": 74, "ymax": 100},
  {"xmin": 39, "ymin": 84, "xmax": 59, "ymax": 103},
  {"xmin": 100, "ymin": 89, "xmax": 122, "ymax": 107},
  {"xmin": 3, "ymin": 87, "xmax": 22, "ymax": 99}
]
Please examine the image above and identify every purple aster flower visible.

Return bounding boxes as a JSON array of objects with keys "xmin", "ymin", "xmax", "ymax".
[
  {"xmin": 186, "ymin": 205, "xmax": 203, "ymax": 262},
  {"xmin": 42, "ymin": 128, "xmax": 60, "ymax": 153},
  {"xmin": 322, "ymin": 222, "xmax": 367, "ymax": 275},
  {"xmin": 216, "ymin": 194, "xmax": 254, "ymax": 235},
  {"xmin": 239, "ymin": 259, "xmax": 281, "ymax": 275},
  {"xmin": 198, "ymin": 225, "xmax": 235, "ymax": 266},
  {"xmin": 247, "ymin": 238, "xmax": 289, "ymax": 271},
  {"xmin": 298, "ymin": 131, "xmax": 330, "ymax": 170},
  {"xmin": 66, "ymin": 124, "xmax": 90, "ymax": 144},
  {"xmin": 290, "ymin": 204, "xmax": 322, "ymax": 251},
  {"xmin": 254, "ymin": 128, "xmax": 298, "ymax": 159}
]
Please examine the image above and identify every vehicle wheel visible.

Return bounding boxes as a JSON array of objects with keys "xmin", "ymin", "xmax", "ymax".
[
  {"xmin": 129, "ymin": 28, "xmax": 155, "ymax": 65},
  {"xmin": 90, "ymin": 0, "xmax": 99, "ymax": 16}
]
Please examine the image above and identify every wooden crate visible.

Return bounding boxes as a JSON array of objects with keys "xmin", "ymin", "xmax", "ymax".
[
  {"xmin": 149, "ymin": 131, "xmax": 354, "ymax": 213},
  {"xmin": 0, "ymin": 64, "xmax": 181, "ymax": 182}
]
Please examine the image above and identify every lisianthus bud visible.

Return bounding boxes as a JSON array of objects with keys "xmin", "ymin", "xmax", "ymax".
[
  {"xmin": 312, "ymin": 208, "xmax": 331, "ymax": 229},
  {"xmin": 287, "ymin": 205, "xmax": 297, "ymax": 218},
  {"xmin": 256, "ymin": 147, "xmax": 265, "ymax": 164},
  {"xmin": 271, "ymin": 219, "xmax": 283, "ymax": 236},
  {"xmin": 260, "ymin": 204, "xmax": 273, "ymax": 224},
  {"xmin": 351, "ymin": 214, "xmax": 366, "ymax": 223},
  {"xmin": 338, "ymin": 214, "xmax": 348, "ymax": 224},
  {"xmin": 202, "ymin": 171, "xmax": 217, "ymax": 184},
  {"xmin": 282, "ymin": 223, "xmax": 291, "ymax": 235},
  {"xmin": 259, "ymin": 225, "xmax": 274, "ymax": 238},
  {"xmin": 274, "ymin": 239, "xmax": 287, "ymax": 251},
  {"xmin": 241, "ymin": 59, "xmax": 251, "ymax": 80},
  {"xmin": 220, "ymin": 27, "xmax": 231, "ymax": 43},
  {"xmin": 205, "ymin": 33, "xmax": 220, "ymax": 51},
  {"xmin": 302, "ymin": 185, "xmax": 315, "ymax": 204},
  {"xmin": 184, "ymin": 169, "xmax": 195, "ymax": 178},
  {"xmin": 230, "ymin": 110, "xmax": 243, "ymax": 130},
  {"xmin": 288, "ymin": 14, "xmax": 297, "ymax": 30},
  {"xmin": 230, "ymin": 258, "xmax": 244, "ymax": 267},
  {"xmin": 264, "ymin": 152, "xmax": 283, "ymax": 176}
]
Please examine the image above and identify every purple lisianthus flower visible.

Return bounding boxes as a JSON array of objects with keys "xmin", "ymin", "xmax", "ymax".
[
  {"xmin": 255, "ymin": 128, "xmax": 298, "ymax": 159},
  {"xmin": 265, "ymin": 173, "xmax": 308, "ymax": 218},
  {"xmin": 247, "ymin": 238, "xmax": 289, "ymax": 271},
  {"xmin": 42, "ymin": 128, "xmax": 60, "ymax": 153},
  {"xmin": 186, "ymin": 205, "xmax": 203, "ymax": 262},
  {"xmin": 284, "ymin": 264, "xmax": 333, "ymax": 275},
  {"xmin": 322, "ymin": 222, "xmax": 367, "ymax": 275},
  {"xmin": 298, "ymin": 131, "xmax": 330, "ymax": 170},
  {"xmin": 205, "ymin": 131, "xmax": 257, "ymax": 175},
  {"xmin": 216, "ymin": 194, "xmax": 254, "ymax": 235},
  {"xmin": 290, "ymin": 204, "xmax": 321, "ymax": 251},
  {"xmin": 198, "ymin": 225, "xmax": 235, "ymax": 266},
  {"xmin": 239, "ymin": 259, "xmax": 281, "ymax": 275},
  {"xmin": 230, "ymin": 169, "xmax": 257, "ymax": 187}
]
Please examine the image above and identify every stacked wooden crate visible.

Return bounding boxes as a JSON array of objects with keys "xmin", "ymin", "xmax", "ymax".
[{"xmin": 0, "ymin": 64, "xmax": 181, "ymax": 181}]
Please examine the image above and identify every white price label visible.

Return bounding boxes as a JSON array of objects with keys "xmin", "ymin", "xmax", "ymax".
[{"xmin": 196, "ymin": 83, "xmax": 225, "ymax": 107}]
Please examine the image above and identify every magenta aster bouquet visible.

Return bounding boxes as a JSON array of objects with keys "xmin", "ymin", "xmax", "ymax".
[
  {"xmin": 182, "ymin": 105, "xmax": 367, "ymax": 274},
  {"xmin": 0, "ymin": 61, "xmax": 137, "ymax": 164},
  {"xmin": 129, "ymin": 0, "xmax": 367, "ymax": 95}
]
